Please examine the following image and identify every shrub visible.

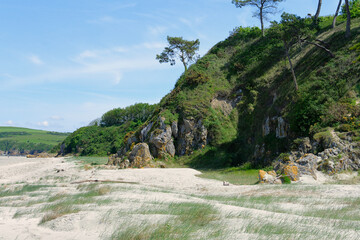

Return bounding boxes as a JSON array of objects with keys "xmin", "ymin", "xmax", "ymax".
[
  {"xmin": 281, "ymin": 175, "xmax": 291, "ymax": 184},
  {"xmin": 229, "ymin": 26, "xmax": 262, "ymax": 40},
  {"xmin": 185, "ymin": 67, "xmax": 209, "ymax": 85}
]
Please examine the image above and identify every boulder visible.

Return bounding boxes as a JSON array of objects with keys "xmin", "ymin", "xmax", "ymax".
[
  {"xmin": 283, "ymin": 164, "xmax": 299, "ymax": 181},
  {"xmin": 149, "ymin": 126, "xmax": 175, "ymax": 158},
  {"xmin": 259, "ymin": 170, "xmax": 281, "ymax": 184},
  {"xmin": 128, "ymin": 143, "xmax": 153, "ymax": 168}
]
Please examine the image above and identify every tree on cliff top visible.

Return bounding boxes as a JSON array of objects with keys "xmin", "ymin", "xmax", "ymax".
[
  {"xmin": 231, "ymin": 0, "xmax": 284, "ymax": 37},
  {"xmin": 156, "ymin": 36, "xmax": 200, "ymax": 72}
]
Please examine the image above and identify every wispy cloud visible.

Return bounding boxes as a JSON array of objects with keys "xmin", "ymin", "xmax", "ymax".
[
  {"xmin": 4, "ymin": 120, "xmax": 14, "ymax": 126},
  {"xmin": 28, "ymin": 55, "xmax": 44, "ymax": 65},
  {"xmin": 88, "ymin": 16, "xmax": 135, "ymax": 24},
  {"xmin": 3, "ymin": 42, "xmax": 170, "ymax": 88},
  {"xmin": 37, "ymin": 121, "xmax": 49, "ymax": 127},
  {"xmin": 50, "ymin": 116, "xmax": 63, "ymax": 120},
  {"xmin": 178, "ymin": 16, "xmax": 208, "ymax": 40},
  {"xmin": 148, "ymin": 25, "xmax": 167, "ymax": 36}
]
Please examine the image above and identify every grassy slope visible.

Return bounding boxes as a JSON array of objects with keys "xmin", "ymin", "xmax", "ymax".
[
  {"xmin": 0, "ymin": 126, "xmax": 69, "ymax": 153},
  {"xmin": 169, "ymin": 17, "xmax": 360, "ymax": 168},
  {"xmin": 59, "ymin": 17, "xmax": 360, "ymax": 170}
]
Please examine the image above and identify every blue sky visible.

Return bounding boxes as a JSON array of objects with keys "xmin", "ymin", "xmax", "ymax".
[{"xmin": 0, "ymin": 0, "xmax": 341, "ymax": 132}]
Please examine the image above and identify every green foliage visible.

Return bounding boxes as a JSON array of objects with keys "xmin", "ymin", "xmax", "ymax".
[
  {"xmin": 350, "ymin": 42, "xmax": 360, "ymax": 62},
  {"xmin": 185, "ymin": 65, "xmax": 210, "ymax": 85},
  {"xmin": 156, "ymin": 36, "xmax": 200, "ymax": 71},
  {"xmin": 160, "ymin": 109, "xmax": 179, "ymax": 125},
  {"xmin": 280, "ymin": 175, "xmax": 291, "ymax": 184},
  {"xmin": 62, "ymin": 126, "xmax": 125, "ymax": 156},
  {"xmin": 277, "ymin": 153, "xmax": 291, "ymax": 162},
  {"xmin": 229, "ymin": 26, "xmax": 262, "ymax": 39},
  {"xmin": 101, "ymin": 103, "xmax": 156, "ymax": 127},
  {"xmin": 341, "ymin": 0, "xmax": 360, "ymax": 18},
  {"xmin": 61, "ymin": 102, "xmax": 156, "ymax": 155}
]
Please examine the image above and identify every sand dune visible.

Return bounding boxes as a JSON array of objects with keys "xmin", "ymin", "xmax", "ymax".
[{"xmin": 0, "ymin": 156, "xmax": 360, "ymax": 239}]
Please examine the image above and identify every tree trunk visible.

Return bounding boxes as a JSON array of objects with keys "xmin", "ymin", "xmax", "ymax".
[
  {"xmin": 301, "ymin": 39, "xmax": 335, "ymax": 58},
  {"xmin": 314, "ymin": 0, "xmax": 322, "ymax": 21},
  {"xmin": 284, "ymin": 41, "xmax": 298, "ymax": 91},
  {"xmin": 260, "ymin": 7, "xmax": 264, "ymax": 37},
  {"xmin": 183, "ymin": 61, "xmax": 187, "ymax": 72},
  {"xmin": 345, "ymin": 0, "xmax": 351, "ymax": 38},
  {"xmin": 333, "ymin": 0, "xmax": 342, "ymax": 28}
]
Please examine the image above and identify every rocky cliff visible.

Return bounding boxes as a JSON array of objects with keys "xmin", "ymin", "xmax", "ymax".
[{"xmin": 60, "ymin": 19, "xmax": 360, "ymax": 171}]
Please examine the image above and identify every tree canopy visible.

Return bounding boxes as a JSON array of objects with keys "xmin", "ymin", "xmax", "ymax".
[
  {"xmin": 342, "ymin": 0, "xmax": 360, "ymax": 18},
  {"xmin": 231, "ymin": 0, "xmax": 284, "ymax": 36},
  {"xmin": 156, "ymin": 36, "xmax": 200, "ymax": 72},
  {"xmin": 101, "ymin": 103, "xmax": 157, "ymax": 127}
]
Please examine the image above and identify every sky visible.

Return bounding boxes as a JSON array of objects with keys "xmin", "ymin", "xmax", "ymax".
[{"xmin": 0, "ymin": 0, "xmax": 342, "ymax": 132}]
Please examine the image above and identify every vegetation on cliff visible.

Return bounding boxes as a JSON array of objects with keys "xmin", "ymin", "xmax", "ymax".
[
  {"xmin": 59, "ymin": 13, "xmax": 360, "ymax": 169},
  {"xmin": 57, "ymin": 103, "xmax": 157, "ymax": 156}
]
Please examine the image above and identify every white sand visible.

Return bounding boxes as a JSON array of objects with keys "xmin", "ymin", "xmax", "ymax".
[{"xmin": 0, "ymin": 156, "xmax": 360, "ymax": 239}]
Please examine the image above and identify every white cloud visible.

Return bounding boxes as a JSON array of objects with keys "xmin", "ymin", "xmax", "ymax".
[
  {"xmin": 78, "ymin": 50, "xmax": 98, "ymax": 59},
  {"xmin": 37, "ymin": 121, "xmax": 49, "ymax": 127},
  {"xmin": 28, "ymin": 55, "xmax": 44, "ymax": 65},
  {"xmin": 5, "ymin": 120, "xmax": 14, "ymax": 126},
  {"xmin": 3, "ymin": 42, "xmax": 174, "ymax": 89}
]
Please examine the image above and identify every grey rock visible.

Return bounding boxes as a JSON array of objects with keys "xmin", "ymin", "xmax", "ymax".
[
  {"xmin": 171, "ymin": 121, "xmax": 178, "ymax": 138},
  {"xmin": 140, "ymin": 122, "xmax": 153, "ymax": 142},
  {"xmin": 128, "ymin": 143, "xmax": 153, "ymax": 168}
]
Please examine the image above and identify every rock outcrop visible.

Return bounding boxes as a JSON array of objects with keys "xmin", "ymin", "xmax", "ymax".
[
  {"xmin": 107, "ymin": 143, "xmax": 152, "ymax": 168},
  {"xmin": 259, "ymin": 170, "xmax": 281, "ymax": 184},
  {"xmin": 108, "ymin": 115, "xmax": 209, "ymax": 167},
  {"xmin": 177, "ymin": 119, "xmax": 207, "ymax": 155},
  {"xmin": 128, "ymin": 143, "xmax": 153, "ymax": 168},
  {"xmin": 262, "ymin": 116, "xmax": 289, "ymax": 138},
  {"xmin": 149, "ymin": 125, "xmax": 175, "ymax": 158}
]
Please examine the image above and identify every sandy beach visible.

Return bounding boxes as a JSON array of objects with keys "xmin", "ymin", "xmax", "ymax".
[{"xmin": 1, "ymin": 156, "xmax": 360, "ymax": 239}]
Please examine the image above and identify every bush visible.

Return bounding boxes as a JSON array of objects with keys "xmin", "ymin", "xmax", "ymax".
[
  {"xmin": 281, "ymin": 175, "xmax": 291, "ymax": 184},
  {"xmin": 229, "ymin": 26, "xmax": 262, "ymax": 40},
  {"xmin": 186, "ymin": 68, "xmax": 209, "ymax": 85}
]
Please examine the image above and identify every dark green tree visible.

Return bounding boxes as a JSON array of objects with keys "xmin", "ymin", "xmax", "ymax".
[
  {"xmin": 231, "ymin": 0, "xmax": 284, "ymax": 36},
  {"xmin": 156, "ymin": 36, "xmax": 200, "ymax": 72}
]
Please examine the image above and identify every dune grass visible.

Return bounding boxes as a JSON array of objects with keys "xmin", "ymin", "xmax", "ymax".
[
  {"xmin": 39, "ymin": 184, "xmax": 112, "ymax": 224},
  {"xmin": 0, "ymin": 184, "xmax": 53, "ymax": 198},
  {"xmin": 110, "ymin": 202, "xmax": 220, "ymax": 240},
  {"xmin": 197, "ymin": 168, "xmax": 259, "ymax": 185}
]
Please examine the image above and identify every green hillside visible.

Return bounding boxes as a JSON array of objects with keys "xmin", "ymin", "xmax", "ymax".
[
  {"xmin": 59, "ymin": 16, "xmax": 360, "ymax": 169},
  {"xmin": 0, "ymin": 127, "xmax": 69, "ymax": 155}
]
